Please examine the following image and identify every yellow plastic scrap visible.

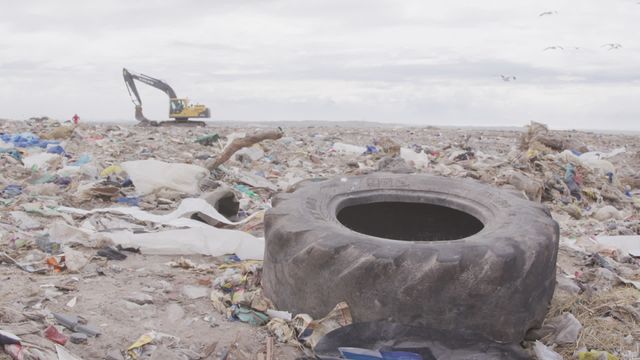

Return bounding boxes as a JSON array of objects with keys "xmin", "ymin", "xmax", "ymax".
[
  {"xmin": 582, "ymin": 188, "xmax": 599, "ymax": 201},
  {"xmin": 578, "ymin": 350, "xmax": 619, "ymax": 360},
  {"xmin": 217, "ymin": 259, "xmax": 262, "ymax": 270},
  {"xmin": 100, "ymin": 165, "xmax": 123, "ymax": 177},
  {"xmin": 127, "ymin": 332, "xmax": 155, "ymax": 359}
]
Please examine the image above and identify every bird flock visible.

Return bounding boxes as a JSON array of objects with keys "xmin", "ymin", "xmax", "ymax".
[{"xmin": 500, "ymin": 10, "xmax": 625, "ymax": 82}]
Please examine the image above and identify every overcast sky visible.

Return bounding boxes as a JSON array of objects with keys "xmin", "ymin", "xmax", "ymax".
[{"xmin": 1, "ymin": 1, "xmax": 639, "ymax": 129}]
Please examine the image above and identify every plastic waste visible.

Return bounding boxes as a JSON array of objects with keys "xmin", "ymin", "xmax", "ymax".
[
  {"xmin": 1, "ymin": 132, "xmax": 58, "ymax": 148},
  {"xmin": 126, "ymin": 331, "xmax": 180, "ymax": 359},
  {"xmin": 579, "ymin": 147, "xmax": 625, "ymax": 161},
  {"xmin": 115, "ymin": 197, "xmax": 140, "ymax": 207},
  {"xmin": 233, "ymin": 306, "xmax": 269, "ymax": 326},
  {"xmin": 36, "ymin": 234, "xmax": 62, "ymax": 254},
  {"xmin": 266, "ymin": 309, "xmax": 293, "ymax": 321},
  {"xmin": 294, "ymin": 302, "xmax": 353, "ymax": 349},
  {"xmin": 22, "ymin": 153, "xmax": 59, "ymax": 170},
  {"xmin": 507, "ymin": 171, "xmax": 543, "ymax": 202},
  {"xmin": 195, "ymin": 133, "xmax": 220, "ymax": 146},
  {"xmin": 267, "ymin": 318, "xmax": 297, "ymax": 343},
  {"xmin": 578, "ymin": 350, "xmax": 619, "ymax": 360},
  {"xmin": 70, "ymin": 332, "xmax": 88, "ymax": 344},
  {"xmin": 233, "ymin": 170, "xmax": 278, "ymax": 191},
  {"xmin": 2, "ymin": 185, "xmax": 22, "ymax": 198},
  {"xmin": 235, "ymin": 146, "xmax": 265, "ymax": 162},
  {"xmin": 539, "ymin": 312, "xmax": 582, "ymax": 344},
  {"xmin": 0, "ymin": 329, "xmax": 20, "ymax": 345},
  {"xmin": 101, "ymin": 227, "xmax": 264, "ymax": 260},
  {"xmin": 58, "ymin": 197, "xmax": 262, "ymax": 228},
  {"xmin": 533, "ymin": 341, "xmax": 563, "ymax": 360},
  {"xmin": 314, "ymin": 321, "xmax": 529, "ymax": 360},
  {"xmin": 339, "ymin": 347, "xmax": 423, "ymax": 360},
  {"xmin": 46, "ymin": 145, "xmax": 65, "ymax": 154},
  {"xmin": 400, "ymin": 148, "xmax": 429, "ymax": 168},
  {"xmin": 71, "ymin": 154, "xmax": 92, "ymax": 166},
  {"xmin": 332, "ymin": 142, "xmax": 366, "ymax": 154},
  {"xmin": 63, "ymin": 247, "xmax": 90, "ymax": 273},
  {"xmin": 235, "ymin": 184, "xmax": 260, "ymax": 199},
  {"xmin": 100, "ymin": 165, "xmax": 124, "ymax": 177},
  {"xmin": 44, "ymin": 325, "xmax": 69, "ymax": 345},
  {"xmin": 595, "ymin": 235, "xmax": 640, "ymax": 257},
  {"xmin": 121, "ymin": 159, "xmax": 208, "ymax": 195},
  {"xmin": 56, "ymin": 344, "xmax": 86, "ymax": 360},
  {"xmin": 593, "ymin": 205, "xmax": 623, "ymax": 221},
  {"xmin": 53, "ymin": 312, "xmax": 101, "ymax": 337},
  {"xmin": 0, "ymin": 147, "xmax": 22, "ymax": 160},
  {"xmin": 365, "ymin": 145, "xmax": 379, "ymax": 154}
]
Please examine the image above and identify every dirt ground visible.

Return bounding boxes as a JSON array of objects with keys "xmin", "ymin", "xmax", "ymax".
[{"xmin": 1, "ymin": 119, "xmax": 639, "ymax": 359}]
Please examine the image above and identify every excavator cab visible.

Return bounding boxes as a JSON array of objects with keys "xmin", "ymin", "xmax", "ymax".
[{"xmin": 169, "ymin": 98, "xmax": 210, "ymax": 121}]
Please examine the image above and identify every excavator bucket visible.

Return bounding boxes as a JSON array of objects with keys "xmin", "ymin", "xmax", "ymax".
[{"xmin": 135, "ymin": 106, "xmax": 150, "ymax": 122}]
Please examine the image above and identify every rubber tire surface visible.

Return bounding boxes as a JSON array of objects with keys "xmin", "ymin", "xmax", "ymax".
[{"xmin": 263, "ymin": 173, "xmax": 559, "ymax": 343}]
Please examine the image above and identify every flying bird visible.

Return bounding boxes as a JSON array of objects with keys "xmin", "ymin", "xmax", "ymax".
[
  {"xmin": 601, "ymin": 43, "xmax": 622, "ymax": 50},
  {"xmin": 544, "ymin": 46, "xmax": 564, "ymax": 51},
  {"xmin": 539, "ymin": 11, "xmax": 557, "ymax": 16},
  {"xmin": 500, "ymin": 75, "xmax": 516, "ymax": 82}
]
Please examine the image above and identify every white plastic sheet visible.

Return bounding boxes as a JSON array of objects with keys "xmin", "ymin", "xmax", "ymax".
[
  {"xmin": 58, "ymin": 198, "xmax": 265, "ymax": 260},
  {"xmin": 22, "ymin": 153, "xmax": 59, "ymax": 169},
  {"xmin": 121, "ymin": 160, "xmax": 208, "ymax": 195},
  {"xmin": 400, "ymin": 148, "xmax": 430, "ymax": 168},
  {"xmin": 596, "ymin": 235, "xmax": 640, "ymax": 257},
  {"xmin": 332, "ymin": 143, "xmax": 365, "ymax": 154},
  {"xmin": 103, "ymin": 227, "xmax": 264, "ymax": 260},
  {"xmin": 580, "ymin": 147, "xmax": 626, "ymax": 161},
  {"xmin": 533, "ymin": 341, "xmax": 562, "ymax": 360},
  {"xmin": 58, "ymin": 198, "xmax": 262, "ymax": 228}
]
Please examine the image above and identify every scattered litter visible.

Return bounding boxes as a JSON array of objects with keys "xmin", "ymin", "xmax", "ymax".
[{"xmin": 1, "ymin": 119, "xmax": 639, "ymax": 359}]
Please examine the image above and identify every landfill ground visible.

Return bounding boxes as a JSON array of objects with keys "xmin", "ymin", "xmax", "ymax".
[{"xmin": 1, "ymin": 118, "xmax": 640, "ymax": 359}]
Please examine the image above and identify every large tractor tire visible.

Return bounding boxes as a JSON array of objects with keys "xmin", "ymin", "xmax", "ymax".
[{"xmin": 263, "ymin": 173, "xmax": 558, "ymax": 343}]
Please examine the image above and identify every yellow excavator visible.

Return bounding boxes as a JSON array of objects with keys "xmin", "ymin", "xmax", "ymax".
[{"xmin": 122, "ymin": 68, "xmax": 211, "ymax": 126}]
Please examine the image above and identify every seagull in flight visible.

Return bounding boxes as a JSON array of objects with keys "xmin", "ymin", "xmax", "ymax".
[
  {"xmin": 601, "ymin": 43, "xmax": 622, "ymax": 50},
  {"xmin": 500, "ymin": 75, "xmax": 516, "ymax": 82},
  {"xmin": 539, "ymin": 11, "xmax": 558, "ymax": 16},
  {"xmin": 544, "ymin": 46, "xmax": 564, "ymax": 51}
]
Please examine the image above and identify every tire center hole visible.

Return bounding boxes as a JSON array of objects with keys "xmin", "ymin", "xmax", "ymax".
[{"xmin": 337, "ymin": 201, "xmax": 484, "ymax": 241}]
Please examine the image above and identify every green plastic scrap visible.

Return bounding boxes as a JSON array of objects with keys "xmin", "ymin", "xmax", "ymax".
[
  {"xmin": 234, "ymin": 184, "xmax": 259, "ymax": 199},
  {"xmin": 233, "ymin": 306, "xmax": 269, "ymax": 326},
  {"xmin": 32, "ymin": 174, "xmax": 56, "ymax": 185},
  {"xmin": 579, "ymin": 350, "xmax": 619, "ymax": 360},
  {"xmin": 195, "ymin": 133, "xmax": 220, "ymax": 146}
]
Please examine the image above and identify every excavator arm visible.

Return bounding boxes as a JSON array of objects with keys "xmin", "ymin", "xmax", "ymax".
[{"xmin": 123, "ymin": 68, "xmax": 178, "ymax": 122}]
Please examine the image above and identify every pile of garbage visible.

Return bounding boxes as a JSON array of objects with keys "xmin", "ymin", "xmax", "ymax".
[{"xmin": 1, "ymin": 117, "xmax": 639, "ymax": 359}]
